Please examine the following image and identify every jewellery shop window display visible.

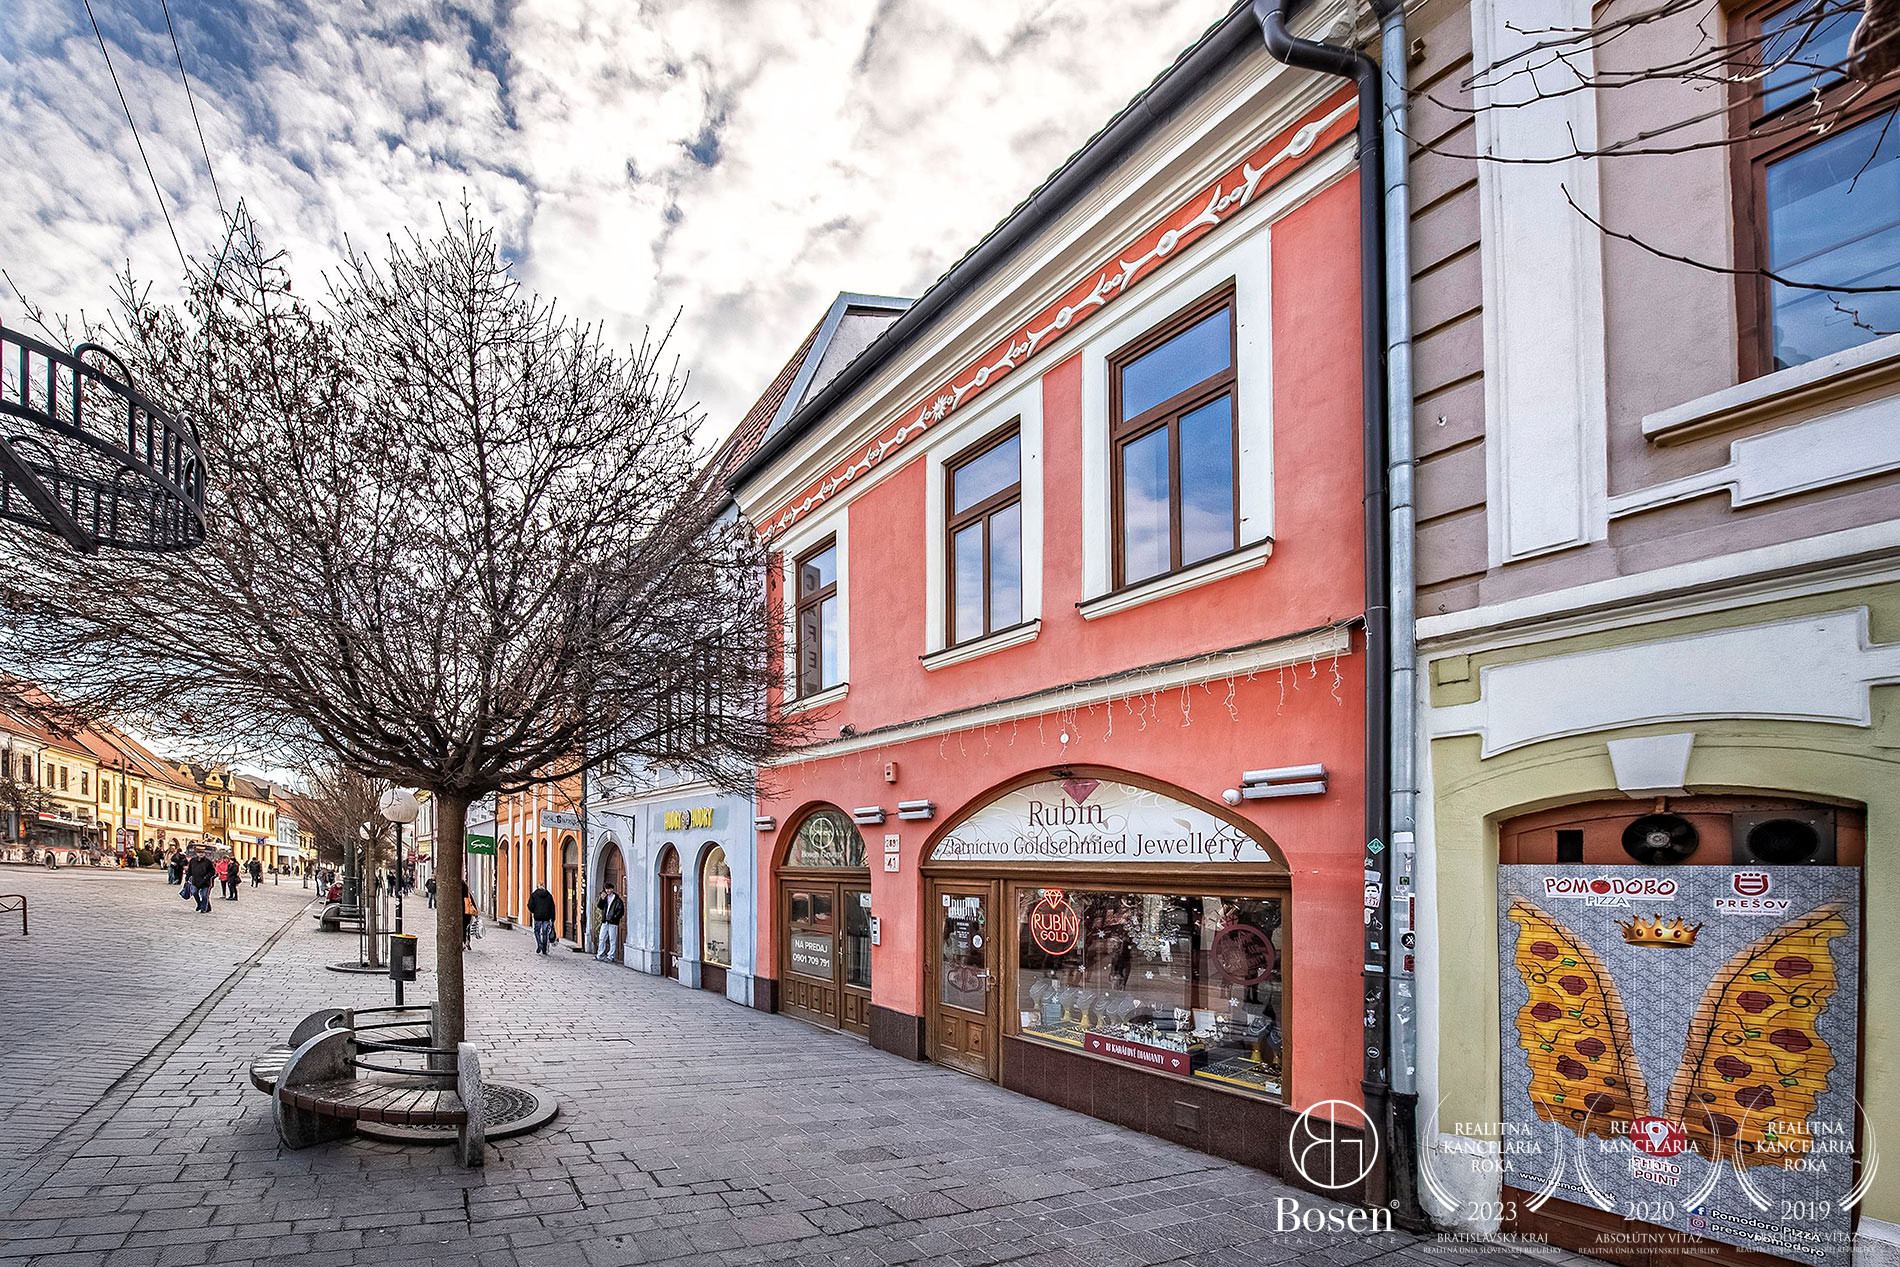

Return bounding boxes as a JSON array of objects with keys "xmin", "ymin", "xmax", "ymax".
[{"xmin": 1014, "ymin": 885, "xmax": 1285, "ymax": 1098}]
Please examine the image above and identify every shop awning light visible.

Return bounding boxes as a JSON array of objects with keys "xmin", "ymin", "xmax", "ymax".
[
  {"xmin": 753, "ymin": 816, "xmax": 777, "ymax": 832},
  {"xmin": 1240, "ymin": 764, "xmax": 1328, "ymax": 799},
  {"xmin": 896, "ymin": 800, "xmax": 936, "ymax": 821},
  {"xmin": 851, "ymin": 806, "xmax": 887, "ymax": 825}
]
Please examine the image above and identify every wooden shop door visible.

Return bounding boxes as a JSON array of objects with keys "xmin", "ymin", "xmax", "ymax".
[
  {"xmin": 659, "ymin": 846, "xmax": 682, "ymax": 979},
  {"xmin": 927, "ymin": 880, "xmax": 999, "ymax": 1080},
  {"xmin": 781, "ymin": 882, "xmax": 841, "ymax": 1030}
]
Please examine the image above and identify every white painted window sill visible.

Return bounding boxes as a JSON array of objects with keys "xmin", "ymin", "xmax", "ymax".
[
  {"xmin": 784, "ymin": 682, "xmax": 848, "ymax": 714},
  {"xmin": 1643, "ymin": 333, "xmax": 1900, "ymax": 446},
  {"xmin": 920, "ymin": 619, "xmax": 1041, "ymax": 671},
  {"xmin": 1077, "ymin": 539, "xmax": 1273, "ymax": 621}
]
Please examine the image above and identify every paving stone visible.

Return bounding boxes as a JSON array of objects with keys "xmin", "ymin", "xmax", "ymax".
[{"xmin": 0, "ymin": 868, "xmax": 1564, "ymax": 1267}]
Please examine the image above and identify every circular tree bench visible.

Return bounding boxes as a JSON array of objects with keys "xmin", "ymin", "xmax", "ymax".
[{"xmin": 248, "ymin": 1005, "xmax": 483, "ymax": 1166}]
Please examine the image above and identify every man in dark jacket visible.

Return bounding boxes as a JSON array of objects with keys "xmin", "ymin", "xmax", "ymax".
[
  {"xmin": 595, "ymin": 887, "xmax": 625, "ymax": 962},
  {"xmin": 185, "ymin": 853, "xmax": 216, "ymax": 913},
  {"xmin": 527, "ymin": 884, "xmax": 557, "ymax": 955}
]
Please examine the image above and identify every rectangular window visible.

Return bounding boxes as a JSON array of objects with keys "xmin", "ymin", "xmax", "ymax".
[
  {"xmin": 1736, "ymin": 1, "xmax": 1900, "ymax": 374},
  {"xmin": 793, "ymin": 538, "xmax": 840, "ymax": 697},
  {"xmin": 945, "ymin": 425, "xmax": 1024, "ymax": 645},
  {"xmin": 59, "ymin": 766, "xmax": 68, "ymax": 791},
  {"xmin": 1109, "ymin": 287, "xmax": 1239, "ymax": 588},
  {"xmin": 1012, "ymin": 885, "xmax": 1285, "ymax": 1100},
  {"xmin": 80, "ymin": 772, "xmax": 89, "ymax": 797}
]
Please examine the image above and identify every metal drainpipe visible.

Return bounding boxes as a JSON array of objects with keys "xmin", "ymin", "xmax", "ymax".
[
  {"xmin": 1251, "ymin": 0, "xmax": 1394, "ymax": 1214},
  {"xmin": 1373, "ymin": 0, "xmax": 1428, "ymax": 1229}
]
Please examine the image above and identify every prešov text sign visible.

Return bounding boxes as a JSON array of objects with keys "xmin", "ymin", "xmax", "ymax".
[{"xmin": 932, "ymin": 777, "xmax": 1276, "ymax": 865}]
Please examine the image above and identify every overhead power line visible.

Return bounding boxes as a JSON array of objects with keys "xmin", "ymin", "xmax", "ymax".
[
  {"xmin": 158, "ymin": 0, "xmax": 226, "ymax": 221},
  {"xmin": 81, "ymin": 0, "xmax": 188, "ymax": 270}
]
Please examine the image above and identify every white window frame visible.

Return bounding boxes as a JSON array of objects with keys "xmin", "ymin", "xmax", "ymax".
[
  {"xmin": 922, "ymin": 376, "xmax": 1045, "ymax": 657},
  {"xmin": 779, "ymin": 511, "xmax": 850, "ymax": 708},
  {"xmin": 1079, "ymin": 222, "xmax": 1276, "ymax": 602}
]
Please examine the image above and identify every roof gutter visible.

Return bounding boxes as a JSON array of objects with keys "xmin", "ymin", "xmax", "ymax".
[
  {"xmin": 726, "ymin": 2, "xmax": 1263, "ymax": 495},
  {"xmin": 1251, "ymin": 0, "xmax": 1414, "ymax": 1222}
]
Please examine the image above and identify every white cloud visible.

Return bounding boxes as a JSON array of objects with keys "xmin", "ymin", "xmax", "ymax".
[{"xmin": 0, "ymin": 0, "xmax": 1235, "ymax": 436}]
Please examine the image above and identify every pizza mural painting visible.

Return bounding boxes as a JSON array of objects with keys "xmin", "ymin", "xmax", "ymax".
[{"xmin": 1498, "ymin": 867, "xmax": 1861, "ymax": 1267}]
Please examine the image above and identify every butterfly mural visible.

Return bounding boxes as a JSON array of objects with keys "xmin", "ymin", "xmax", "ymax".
[{"xmin": 1506, "ymin": 897, "xmax": 1849, "ymax": 1169}]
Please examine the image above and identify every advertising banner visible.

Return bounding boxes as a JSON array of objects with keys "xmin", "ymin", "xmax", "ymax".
[
  {"xmin": 933, "ymin": 776, "xmax": 1277, "ymax": 866},
  {"xmin": 1497, "ymin": 865, "xmax": 1861, "ymax": 1266}
]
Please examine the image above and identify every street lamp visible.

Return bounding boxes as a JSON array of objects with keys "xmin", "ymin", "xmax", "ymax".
[{"xmin": 379, "ymin": 788, "xmax": 421, "ymax": 1004}]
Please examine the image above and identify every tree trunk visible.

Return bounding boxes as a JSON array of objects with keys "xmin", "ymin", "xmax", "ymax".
[{"xmin": 433, "ymin": 788, "xmax": 471, "ymax": 1046}]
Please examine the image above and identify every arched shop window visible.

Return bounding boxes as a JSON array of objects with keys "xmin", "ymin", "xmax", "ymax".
[
  {"xmin": 789, "ymin": 808, "xmax": 865, "ymax": 868},
  {"xmin": 701, "ymin": 845, "xmax": 732, "ymax": 969}
]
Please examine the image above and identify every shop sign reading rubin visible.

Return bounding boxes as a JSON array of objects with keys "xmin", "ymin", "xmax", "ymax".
[{"xmin": 933, "ymin": 777, "xmax": 1276, "ymax": 865}]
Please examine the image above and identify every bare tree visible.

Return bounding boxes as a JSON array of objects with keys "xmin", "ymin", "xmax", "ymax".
[
  {"xmin": 1413, "ymin": 0, "xmax": 1898, "ymax": 325},
  {"xmin": 0, "ymin": 208, "xmax": 802, "ymax": 1045},
  {"xmin": 302, "ymin": 764, "xmax": 392, "ymax": 965}
]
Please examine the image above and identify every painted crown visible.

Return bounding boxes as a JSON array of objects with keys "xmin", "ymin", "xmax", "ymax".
[{"xmin": 1619, "ymin": 914, "xmax": 1702, "ymax": 947}]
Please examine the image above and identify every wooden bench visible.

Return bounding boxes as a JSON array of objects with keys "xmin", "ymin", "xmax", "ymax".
[{"xmin": 249, "ymin": 1005, "xmax": 484, "ymax": 1166}]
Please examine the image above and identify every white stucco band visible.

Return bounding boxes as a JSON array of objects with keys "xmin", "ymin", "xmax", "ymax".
[{"xmin": 1432, "ymin": 608, "xmax": 1900, "ymax": 757}]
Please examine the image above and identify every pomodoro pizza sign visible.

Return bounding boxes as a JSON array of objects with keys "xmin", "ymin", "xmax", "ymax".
[{"xmin": 932, "ymin": 777, "xmax": 1276, "ymax": 865}]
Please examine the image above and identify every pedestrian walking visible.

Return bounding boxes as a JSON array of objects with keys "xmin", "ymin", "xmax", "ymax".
[
  {"xmin": 527, "ymin": 883, "xmax": 557, "ymax": 955},
  {"xmin": 249, "ymin": 858, "xmax": 262, "ymax": 887},
  {"xmin": 594, "ymin": 886, "xmax": 624, "ymax": 962},
  {"xmin": 186, "ymin": 852, "xmax": 215, "ymax": 913},
  {"xmin": 425, "ymin": 876, "xmax": 437, "ymax": 909},
  {"xmin": 463, "ymin": 892, "xmax": 479, "ymax": 949}
]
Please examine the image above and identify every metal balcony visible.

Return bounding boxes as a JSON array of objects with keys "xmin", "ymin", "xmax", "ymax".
[{"xmin": 0, "ymin": 325, "xmax": 206, "ymax": 553}]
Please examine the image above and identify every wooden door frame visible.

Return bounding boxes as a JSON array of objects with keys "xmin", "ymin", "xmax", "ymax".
[
  {"xmin": 924, "ymin": 876, "xmax": 1003, "ymax": 1082},
  {"xmin": 658, "ymin": 844, "xmax": 682, "ymax": 978},
  {"xmin": 778, "ymin": 875, "xmax": 845, "ymax": 1029}
]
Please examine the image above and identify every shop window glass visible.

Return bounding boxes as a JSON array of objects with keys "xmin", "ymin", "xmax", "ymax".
[
  {"xmin": 1013, "ymin": 886, "xmax": 1284, "ymax": 1099},
  {"xmin": 844, "ymin": 889, "xmax": 872, "ymax": 989},
  {"xmin": 702, "ymin": 846, "xmax": 732, "ymax": 968},
  {"xmin": 788, "ymin": 808, "xmax": 866, "ymax": 868}
]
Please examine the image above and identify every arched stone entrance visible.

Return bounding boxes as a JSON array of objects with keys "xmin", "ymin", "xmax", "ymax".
[
  {"xmin": 597, "ymin": 836, "xmax": 628, "ymax": 965},
  {"xmin": 560, "ymin": 835, "xmax": 580, "ymax": 943}
]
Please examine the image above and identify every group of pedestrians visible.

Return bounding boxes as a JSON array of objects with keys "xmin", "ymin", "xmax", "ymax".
[
  {"xmin": 522, "ymin": 881, "xmax": 625, "ymax": 962},
  {"xmin": 164, "ymin": 850, "xmax": 261, "ymax": 912}
]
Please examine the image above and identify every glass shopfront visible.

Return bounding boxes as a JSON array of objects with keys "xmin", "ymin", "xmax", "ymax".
[
  {"xmin": 701, "ymin": 845, "xmax": 732, "ymax": 994},
  {"xmin": 1013, "ymin": 887, "xmax": 1284, "ymax": 1098},
  {"xmin": 922, "ymin": 771, "xmax": 1290, "ymax": 1110}
]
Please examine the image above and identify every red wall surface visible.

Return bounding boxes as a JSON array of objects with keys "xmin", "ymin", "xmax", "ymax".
[{"xmin": 756, "ymin": 171, "xmax": 1367, "ymax": 1113}]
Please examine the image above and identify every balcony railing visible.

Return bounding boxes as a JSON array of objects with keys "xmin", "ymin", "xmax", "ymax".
[{"xmin": 0, "ymin": 324, "xmax": 206, "ymax": 553}]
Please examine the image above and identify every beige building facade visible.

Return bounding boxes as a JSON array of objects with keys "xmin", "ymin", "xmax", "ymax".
[{"xmin": 1402, "ymin": 2, "xmax": 1900, "ymax": 1264}]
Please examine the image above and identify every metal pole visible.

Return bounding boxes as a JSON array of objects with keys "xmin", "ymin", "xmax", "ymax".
[{"xmin": 394, "ymin": 820, "xmax": 405, "ymax": 1007}]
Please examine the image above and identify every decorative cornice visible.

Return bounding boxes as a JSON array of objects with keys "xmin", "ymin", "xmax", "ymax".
[{"xmin": 757, "ymin": 89, "xmax": 1359, "ymax": 542}]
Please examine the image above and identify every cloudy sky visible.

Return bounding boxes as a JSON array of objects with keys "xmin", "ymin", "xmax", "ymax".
[{"xmin": 1, "ymin": 0, "xmax": 1237, "ymax": 437}]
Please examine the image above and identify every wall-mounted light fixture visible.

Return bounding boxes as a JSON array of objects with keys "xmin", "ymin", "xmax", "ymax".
[
  {"xmin": 753, "ymin": 816, "xmax": 778, "ymax": 832},
  {"xmin": 896, "ymin": 800, "xmax": 935, "ymax": 821},
  {"xmin": 851, "ymin": 806, "xmax": 886, "ymax": 826},
  {"xmin": 1240, "ymin": 764, "xmax": 1328, "ymax": 799}
]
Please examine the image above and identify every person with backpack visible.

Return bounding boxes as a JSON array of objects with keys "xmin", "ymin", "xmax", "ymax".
[
  {"xmin": 594, "ymin": 886, "xmax": 624, "ymax": 963},
  {"xmin": 425, "ymin": 876, "xmax": 438, "ymax": 909},
  {"xmin": 526, "ymin": 883, "xmax": 557, "ymax": 955},
  {"xmin": 186, "ymin": 852, "xmax": 215, "ymax": 913}
]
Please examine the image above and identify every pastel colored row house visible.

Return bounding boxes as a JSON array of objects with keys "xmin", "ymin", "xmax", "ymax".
[{"xmin": 727, "ymin": 3, "xmax": 1381, "ymax": 1192}]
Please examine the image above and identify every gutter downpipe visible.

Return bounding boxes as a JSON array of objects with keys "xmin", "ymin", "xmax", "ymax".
[
  {"xmin": 1252, "ymin": 0, "xmax": 1410, "ymax": 1221},
  {"xmin": 1373, "ymin": 0, "xmax": 1427, "ymax": 1230}
]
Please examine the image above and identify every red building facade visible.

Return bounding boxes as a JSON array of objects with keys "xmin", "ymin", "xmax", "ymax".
[{"xmin": 730, "ymin": 23, "xmax": 1371, "ymax": 1189}]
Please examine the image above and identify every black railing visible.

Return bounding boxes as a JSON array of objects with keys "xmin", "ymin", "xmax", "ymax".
[
  {"xmin": 0, "ymin": 325, "xmax": 206, "ymax": 553},
  {"xmin": 0, "ymin": 893, "xmax": 24, "ymax": 935}
]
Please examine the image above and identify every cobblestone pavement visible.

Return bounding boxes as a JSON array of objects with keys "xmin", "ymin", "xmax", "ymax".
[{"xmin": 0, "ymin": 867, "xmax": 1579, "ymax": 1267}]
